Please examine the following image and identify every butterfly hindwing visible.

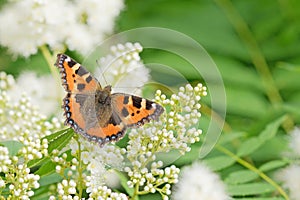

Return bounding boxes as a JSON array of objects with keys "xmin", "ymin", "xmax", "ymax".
[{"xmin": 111, "ymin": 94, "xmax": 164, "ymax": 127}]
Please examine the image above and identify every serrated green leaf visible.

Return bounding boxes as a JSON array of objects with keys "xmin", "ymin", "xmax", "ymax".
[
  {"xmin": 258, "ymin": 116, "xmax": 286, "ymax": 142},
  {"xmin": 259, "ymin": 160, "xmax": 288, "ymax": 172},
  {"xmin": 117, "ymin": 171, "xmax": 135, "ymax": 198},
  {"xmin": 227, "ymin": 183, "xmax": 276, "ymax": 196},
  {"xmin": 237, "ymin": 137, "xmax": 263, "ymax": 157},
  {"xmin": 204, "ymin": 156, "xmax": 235, "ymax": 171},
  {"xmin": 0, "ymin": 140, "xmax": 24, "ymax": 156},
  {"xmin": 225, "ymin": 170, "xmax": 259, "ymax": 184}
]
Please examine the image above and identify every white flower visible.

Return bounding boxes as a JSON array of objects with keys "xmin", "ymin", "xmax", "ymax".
[
  {"xmin": 0, "ymin": 72, "xmax": 63, "ymax": 141},
  {"xmin": 0, "ymin": 0, "xmax": 124, "ymax": 57},
  {"xmin": 66, "ymin": 0, "xmax": 124, "ymax": 55},
  {"xmin": 7, "ymin": 71, "xmax": 63, "ymax": 116},
  {"xmin": 289, "ymin": 127, "xmax": 300, "ymax": 156},
  {"xmin": 68, "ymin": 137, "xmax": 125, "ymax": 193},
  {"xmin": 0, "ymin": 0, "xmax": 72, "ymax": 57},
  {"xmin": 276, "ymin": 164, "xmax": 300, "ymax": 200},
  {"xmin": 172, "ymin": 162, "xmax": 229, "ymax": 200},
  {"xmin": 94, "ymin": 42, "xmax": 150, "ymax": 95}
]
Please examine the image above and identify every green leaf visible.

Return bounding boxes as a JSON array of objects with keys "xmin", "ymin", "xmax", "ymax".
[
  {"xmin": 227, "ymin": 183, "xmax": 276, "ymax": 196},
  {"xmin": 44, "ymin": 128, "xmax": 74, "ymax": 153},
  {"xmin": 34, "ymin": 159, "xmax": 56, "ymax": 176},
  {"xmin": 259, "ymin": 160, "xmax": 288, "ymax": 172},
  {"xmin": 258, "ymin": 116, "xmax": 287, "ymax": 142},
  {"xmin": 0, "ymin": 140, "xmax": 24, "ymax": 156},
  {"xmin": 117, "ymin": 171, "xmax": 135, "ymax": 198},
  {"xmin": 39, "ymin": 173, "xmax": 62, "ymax": 186},
  {"xmin": 28, "ymin": 129, "xmax": 74, "ymax": 168},
  {"xmin": 204, "ymin": 156, "xmax": 235, "ymax": 171},
  {"xmin": 237, "ymin": 137, "xmax": 263, "ymax": 157},
  {"xmin": 225, "ymin": 170, "xmax": 259, "ymax": 184},
  {"xmin": 217, "ymin": 132, "xmax": 245, "ymax": 145},
  {"xmin": 237, "ymin": 116, "xmax": 286, "ymax": 157}
]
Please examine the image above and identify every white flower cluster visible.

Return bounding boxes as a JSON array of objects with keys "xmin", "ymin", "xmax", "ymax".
[
  {"xmin": 7, "ymin": 71, "xmax": 64, "ymax": 116},
  {"xmin": 0, "ymin": 0, "xmax": 124, "ymax": 57},
  {"xmin": 0, "ymin": 154, "xmax": 40, "ymax": 200},
  {"xmin": 87, "ymin": 185, "xmax": 128, "ymax": 200},
  {"xmin": 52, "ymin": 136, "xmax": 126, "ymax": 198},
  {"xmin": 126, "ymin": 83, "xmax": 206, "ymax": 160},
  {"xmin": 0, "ymin": 146, "xmax": 11, "ymax": 175},
  {"xmin": 123, "ymin": 83, "xmax": 206, "ymax": 198},
  {"xmin": 0, "ymin": 72, "xmax": 63, "ymax": 141},
  {"xmin": 0, "ymin": 72, "xmax": 66, "ymax": 199},
  {"xmin": 8, "ymin": 166, "xmax": 40, "ymax": 199},
  {"xmin": 94, "ymin": 42, "xmax": 149, "ymax": 95},
  {"xmin": 0, "ymin": 71, "xmax": 14, "ymax": 90},
  {"xmin": 277, "ymin": 127, "xmax": 300, "ymax": 200},
  {"xmin": 50, "ymin": 179, "xmax": 77, "ymax": 200},
  {"xmin": 125, "ymin": 162, "xmax": 179, "ymax": 200},
  {"xmin": 172, "ymin": 162, "xmax": 229, "ymax": 200}
]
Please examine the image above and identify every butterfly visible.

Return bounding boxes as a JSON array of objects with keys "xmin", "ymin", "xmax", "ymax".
[{"xmin": 55, "ymin": 54, "xmax": 164, "ymax": 146}]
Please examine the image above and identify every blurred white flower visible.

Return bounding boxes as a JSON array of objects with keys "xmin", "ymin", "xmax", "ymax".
[
  {"xmin": 66, "ymin": 0, "xmax": 124, "ymax": 54},
  {"xmin": 0, "ymin": 71, "xmax": 63, "ymax": 141},
  {"xmin": 289, "ymin": 127, "xmax": 300, "ymax": 156},
  {"xmin": 94, "ymin": 42, "xmax": 150, "ymax": 95},
  {"xmin": 7, "ymin": 71, "xmax": 63, "ymax": 116},
  {"xmin": 0, "ymin": 0, "xmax": 124, "ymax": 57},
  {"xmin": 172, "ymin": 162, "xmax": 229, "ymax": 200},
  {"xmin": 276, "ymin": 164, "xmax": 300, "ymax": 200}
]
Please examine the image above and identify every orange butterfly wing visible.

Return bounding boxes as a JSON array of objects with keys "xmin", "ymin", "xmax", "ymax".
[{"xmin": 111, "ymin": 94, "xmax": 164, "ymax": 127}]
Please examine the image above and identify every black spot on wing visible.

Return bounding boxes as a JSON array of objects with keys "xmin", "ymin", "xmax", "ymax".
[
  {"xmin": 68, "ymin": 59, "xmax": 77, "ymax": 68},
  {"xmin": 123, "ymin": 96, "xmax": 129, "ymax": 104},
  {"xmin": 146, "ymin": 100, "xmax": 154, "ymax": 110},
  {"xmin": 75, "ymin": 66, "xmax": 89, "ymax": 76},
  {"xmin": 132, "ymin": 96, "xmax": 142, "ymax": 109},
  {"xmin": 121, "ymin": 107, "xmax": 129, "ymax": 117},
  {"xmin": 77, "ymin": 83, "xmax": 85, "ymax": 91},
  {"xmin": 86, "ymin": 75, "xmax": 93, "ymax": 83}
]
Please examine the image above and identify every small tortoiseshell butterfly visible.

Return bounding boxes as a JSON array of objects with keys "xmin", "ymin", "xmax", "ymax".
[{"xmin": 55, "ymin": 54, "xmax": 164, "ymax": 146}]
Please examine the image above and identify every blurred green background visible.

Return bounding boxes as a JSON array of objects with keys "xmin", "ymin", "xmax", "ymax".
[
  {"xmin": 1, "ymin": 0, "xmax": 300, "ymax": 198},
  {"xmin": 117, "ymin": 0, "xmax": 300, "ymax": 131},
  {"xmin": 1, "ymin": 0, "xmax": 300, "ymax": 156},
  {"xmin": 1, "ymin": 1, "xmax": 300, "ymax": 152}
]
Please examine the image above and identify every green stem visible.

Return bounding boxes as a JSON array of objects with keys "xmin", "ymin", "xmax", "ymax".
[
  {"xmin": 39, "ymin": 45, "xmax": 63, "ymax": 97},
  {"xmin": 74, "ymin": 135, "xmax": 84, "ymax": 198},
  {"xmin": 214, "ymin": 0, "xmax": 294, "ymax": 131},
  {"xmin": 214, "ymin": 0, "xmax": 282, "ymax": 105},
  {"xmin": 39, "ymin": 45, "xmax": 57, "ymax": 79},
  {"xmin": 216, "ymin": 145, "xmax": 290, "ymax": 200},
  {"xmin": 132, "ymin": 181, "xmax": 140, "ymax": 200}
]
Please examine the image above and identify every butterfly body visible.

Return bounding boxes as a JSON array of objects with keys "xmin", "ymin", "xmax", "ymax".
[{"xmin": 55, "ymin": 54, "xmax": 164, "ymax": 146}]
